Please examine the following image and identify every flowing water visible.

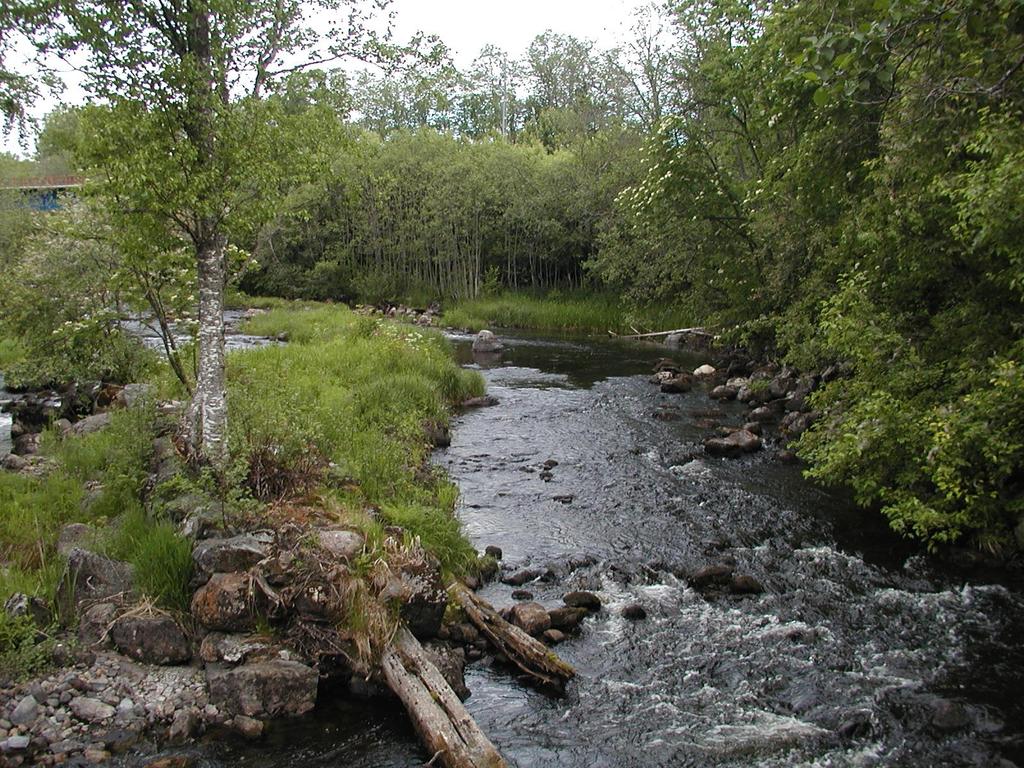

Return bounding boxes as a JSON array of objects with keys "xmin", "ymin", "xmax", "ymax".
[{"xmin": 180, "ymin": 329, "xmax": 1024, "ymax": 768}]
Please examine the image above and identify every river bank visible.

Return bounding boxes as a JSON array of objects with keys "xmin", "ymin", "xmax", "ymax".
[{"xmin": 0, "ymin": 304, "xmax": 517, "ymax": 767}]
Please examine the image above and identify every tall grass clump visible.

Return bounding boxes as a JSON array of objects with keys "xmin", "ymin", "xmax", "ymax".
[
  {"xmin": 232, "ymin": 303, "xmax": 483, "ymax": 576},
  {"xmin": 445, "ymin": 293, "xmax": 695, "ymax": 334}
]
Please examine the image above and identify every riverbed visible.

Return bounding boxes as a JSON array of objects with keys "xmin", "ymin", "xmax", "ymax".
[{"xmin": 184, "ymin": 328, "xmax": 1023, "ymax": 767}]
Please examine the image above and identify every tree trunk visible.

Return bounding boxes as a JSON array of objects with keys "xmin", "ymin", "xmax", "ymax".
[{"xmin": 186, "ymin": 231, "xmax": 229, "ymax": 467}]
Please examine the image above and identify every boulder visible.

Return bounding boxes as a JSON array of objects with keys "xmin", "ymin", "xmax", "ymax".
[
  {"xmin": 693, "ymin": 364, "xmax": 716, "ymax": 377},
  {"xmin": 70, "ymin": 696, "xmax": 116, "ymax": 723},
  {"xmin": 703, "ymin": 429, "xmax": 762, "ymax": 458},
  {"xmin": 748, "ymin": 406, "xmax": 775, "ymax": 423},
  {"xmin": 4, "ymin": 593, "xmax": 50, "ymax": 628},
  {"xmin": 547, "ymin": 606, "xmax": 588, "ymax": 632},
  {"xmin": 317, "ymin": 529, "xmax": 364, "ymax": 562},
  {"xmin": 191, "ymin": 572, "xmax": 256, "ymax": 632},
  {"xmin": 542, "ymin": 628, "xmax": 566, "ymax": 644},
  {"xmin": 622, "ymin": 603, "xmax": 647, "ymax": 620},
  {"xmin": 786, "ymin": 377, "xmax": 816, "ymax": 412},
  {"xmin": 709, "ymin": 385, "xmax": 737, "ymax": 401},
  {"xmin": 57, "ymin": 549, "xmax": 134, "ymax": 616},
  {"xmin": 508, "ymin": 602, "xmax": 551, "ymax": 636},
  {"xmin": 563, "ymin": 591, "xmax": 602, "ymax": 611},
  {"xmin": 78, "ymin": 602, "xmax": 119, "ymax": 646},
  {"xmin": 199, "ymin": 633, "xmax": 270, "ymax": 665},
  {"xmin": 69, "ymin": 413, "xmax": 112, "ymax": 437},
  {"xmin": 10, "ymin": 695, "xmax": 38, "ymax": 727},
  {"xmin": 192, "ymin": 535, "xmax": 270, "ymax": 583},
  {"xmin": 423, "ymin": 642, "xmax": 470, "ymax": 701},
  {"xmin": 1, "ymin": 453, "xmax": 28, "ymax": 472},
  {"xmin": 12, "ymin": 433, "xmax": 40, "ymax": 456},
  {"xmin": 731, "ymin": 575, "xmax": 764, "ymax": 595},
  {"xmin": 659, "ymin": 374, "xmax": 692, "ymax": 394},
  {"xmin": 780, "ymin": 410, "xmax": 817, "ymax": 437},
  {"xmin": 689, "ymin": 563, "xmax": 734, "ymax": 591},
  {"xmin": 379, "ymin": 554, "xmax": 447, "ymax": 639},
  {"xmin": 110, "ymin": 614, "xmax": 191, "ymax": 665},
  {"xmin": 113, "ymin": 383, "xmax": 152, "ymax": 410},
  {"xmin": 207, "ymin": 660, "xmax": 318, "ymax": 718},
  {"xmin": 57, "ymin": 523, "xmax": 94, "ymax": 556},
  {"xmin": 471, "ymin": 330, "xmax": 504, "ymax": 354}
]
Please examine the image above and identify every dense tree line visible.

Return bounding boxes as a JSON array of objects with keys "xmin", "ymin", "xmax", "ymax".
[{"xmin": 5, "ymin": 0, "xmax": 1024, "ymax": 549}]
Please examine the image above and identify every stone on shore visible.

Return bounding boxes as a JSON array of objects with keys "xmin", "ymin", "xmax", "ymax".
[
  {"xmin": 110, "ymin": 615, "xmax": 191, "ymax": 665},
  {"xmin": 57, "ymin": 549, "xmax": 134, "ymax": 616},
  {"xmin": 191, "ymin": 572, "xmax": 256, "ymax": 632},
  {"xmin": 192, "ymin": 535, "xmax": 270, "ymax": 583},
  {"xmin": 206, "ymin": 660, "xmax": 318, "ymax": 719}
]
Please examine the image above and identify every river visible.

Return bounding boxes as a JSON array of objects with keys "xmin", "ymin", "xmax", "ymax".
[{"xmin": 182, "ymin": 328, "xmax": 1023, "ymax": 767}]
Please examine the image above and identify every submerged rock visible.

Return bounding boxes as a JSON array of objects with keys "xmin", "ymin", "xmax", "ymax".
[{"xmin": 622, "ymin": 603, "xmax": 647, "ymax": 620}]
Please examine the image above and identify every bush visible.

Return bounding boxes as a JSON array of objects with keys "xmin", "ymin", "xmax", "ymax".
[{"xmin": 0, "ymin": 613, "xmax": 53, "ymax": 683}]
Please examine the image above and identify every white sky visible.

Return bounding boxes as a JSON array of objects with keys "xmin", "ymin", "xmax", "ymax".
[{"xmin": 3, "ymin": 0, "xmax": 646, "ymax": 156}]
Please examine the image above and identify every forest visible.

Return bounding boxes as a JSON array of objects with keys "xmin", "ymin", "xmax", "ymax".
[{"xmin": 2, "ymin": 1, "xmax": 1023, "ymax": 554}]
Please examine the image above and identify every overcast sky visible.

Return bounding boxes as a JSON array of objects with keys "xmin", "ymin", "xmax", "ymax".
[{"xmin": 4, "ymin": 0, "xmax": 647, "ymax": 156}]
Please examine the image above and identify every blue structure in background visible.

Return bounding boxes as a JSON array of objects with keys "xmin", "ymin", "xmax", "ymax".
[{"xmin": 0, "ymin": 176, "xmax": 82, "ymax": 211}]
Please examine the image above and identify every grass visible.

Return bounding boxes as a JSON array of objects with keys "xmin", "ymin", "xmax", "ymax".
[
  {"xmin": 444, "ymin": 292, "xmax": 695, "ymax": 335},
  {"xmin": 0, "ymin": 403, "xmax": 193, "ymax": 614},
  {"xmin": 234, "ymin": 303, "xmax": 484, "ymax": 575}
]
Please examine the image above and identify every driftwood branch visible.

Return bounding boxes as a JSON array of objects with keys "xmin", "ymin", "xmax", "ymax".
[
  {"xmin": 450, "ymin": 583, "xmax": 575, "ymax": 690},
  {"xmin": 382, "ymin": 627, "xmax": 507, "ymax": 768},
  {"xmin": 609, "ymin": 326, "xmax": 711, "ymax": 340}
]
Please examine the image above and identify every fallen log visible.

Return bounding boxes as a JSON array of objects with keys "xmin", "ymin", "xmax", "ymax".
[
  {"xmin": 450, "ymin": 583, "xmax": 575, "ymax": 690},
  {"xmin": 609, "ymin": 326, "xmax": 711, "ymax": 340},
  {"xmin": 382, "ymin": 627, "xmax": 507, "ymax": 768}
]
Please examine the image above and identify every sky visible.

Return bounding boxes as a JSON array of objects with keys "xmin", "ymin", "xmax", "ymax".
[{"xmin": 3, "ymin": 0, "xmax": 647, "ymax": 156}]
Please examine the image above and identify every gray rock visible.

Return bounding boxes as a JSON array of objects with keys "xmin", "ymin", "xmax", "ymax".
[
  {"xmin": 168, "ymin": 707, "xmax": 199, "ymax": 741},
  {"xmin": 709, "ymin": 385, "xmax": 737, "ymax": 401},
  {"xmin": 563, "ymin": 591, "xmax": 602, "ymax": 611},
  {"xmin": 780, "ymin": 410, "xmax": 817, "ymax": 437},
  {"xmin": 471, "ymin": 329, "xmax": 504, "ymax": 354},
  {"xmin": 12, "ymin": 432, "xmax": 41, "ymax": 456},
  {"xmin": 199, "ymin": 633, "xmax": 269, "ymax": 665},
  {"xmin": 317, "ymin": 530, "xmax": 363, "ymax": 562},
  {"xmin": 1, "ymin": 453, "xmax": 28, "ymax": 472},
  {"xmin": 379, "ymin": 554, "xmax": 447, "ymax": 639},
  {"xmin": 192, "ymin": 534, "xmax": 270, "ymax": 583},
  {"xmin": 508, "ymin": 602, "xmax": 551, "ymax": 636},
  {"xmin": 547, "ymin": 606, "xmax": 588, "ymax": 632},
  {"xmin": 4, "ymin": 593, "xmax": 50, "ymax": 627},
  {"xmin": 786, "ymin": 376, "xmax": 815, "ymax": 412},
  {"xmin": 10, "ymin": 695, "xmax": 38, "ymax": 727},
  {"xmin": 113, "ymin": 383, "xmax": 152, "ymax": 410},
  {"xmin": 423, "ymin": 642, "xmax": 469, "ymax": 701},
  {"xmin": 57, "ymin": 549, "xmax": 134, "ymax": 618},
  {"xmin": 69, "ymin": 413, "xmax": 112, "ymax": 437},
  {"xmin": 191, "ymin": 572, "xmax": 256, "ymax": 632},
  {"xmin": 748, "ymin": 405, "xmax": 775, "ymax": 423},
  {"xmin": 693, "ymin": 364, "xmax": 716, "ymax": 377},
  {"xmin": 110, "ymin": 614, "xmax": 191, "ymax": 665},
  {"xmin": 70, "ymin": 697, "xmax": 116, "ymax": 723},
  {"xmin": 57, "ymin": 523, "xmax": 94, "ymax": 557},
  {"xmin": 2, "ymin": 734, "xmax": 30, "ymax": 751},
  {"xmin": 78, "ymin": 602, "xmax": 118, "ymax": 646},
  {"xmin": 703, "ymin": 429, "xmax": 762, "ymax": 458},
  {"xmin": 207, "ymin": 660, "xmax": 318, "ymax": 718}
]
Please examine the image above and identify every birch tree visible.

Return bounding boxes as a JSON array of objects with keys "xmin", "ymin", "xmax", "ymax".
[{"xmin": 3, "ymin": 0, "xmax": 401, "ymax": 468}]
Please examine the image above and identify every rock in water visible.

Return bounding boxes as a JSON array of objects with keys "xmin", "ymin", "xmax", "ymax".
[
  {"xmin": 703, "ymin": 429, "xmax": 762, "ymax": 458},
  {"xmin": 471, "ymin": 329, "xmax": 504, "ymax": 353},
  {"xmin": 508, "ymin": 602, "xmax": 552, "ymax": 636},
  {"xmin": 563, "ymin": 591, "xmax": 602, "ymax": 611},
  {"xmin": 207, "ymin": 660, "xmax": 318, "ymax": 718}
]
